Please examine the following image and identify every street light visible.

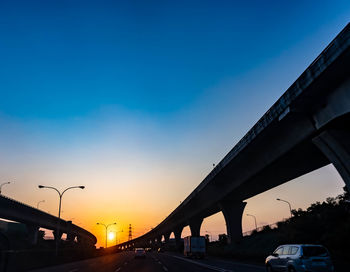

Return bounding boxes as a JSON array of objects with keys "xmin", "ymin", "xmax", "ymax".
[
  {"xmin": 246, "ymin": 214, "xmax": 257, "ymax": 230},
  {"xmin": 0, "ymin": 181, "xmax": 11, "ymax": 194},
  {"xmin": 276, "ymin": 198, "xmax": 292, "ymax": 218},
  {"xmin": 97, "ymin": 222, "xmax": 116, "ymax": 248},
  {"xmin": 37, "ymin": 200, "xmax": 45, "ymax": 209},
  {"xmin": 115, "ymin": 230, "xmax": 123, "ymax": 244},
  {"xmin": 38, "ymin": 185, "xmax": 85, "ymax": 254}
]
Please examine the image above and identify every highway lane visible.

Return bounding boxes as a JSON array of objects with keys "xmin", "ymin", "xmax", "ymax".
[
  {"xmin": 30, "ymin": 251, "xmax": 265, "ymax": 272},
  {"xmin": 157, "ymin": 253, "xmax": 265, "ymax": 272}
]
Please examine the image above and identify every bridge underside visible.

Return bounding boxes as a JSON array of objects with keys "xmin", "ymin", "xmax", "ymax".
[{"xmin": 117, "ymin": 24, "xmax": 350, "ymax": 250}]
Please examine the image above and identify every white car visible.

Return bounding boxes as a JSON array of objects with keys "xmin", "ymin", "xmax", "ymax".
[{"xmin": 134, "ymin": 248, "xmax": 146, "ymax": 258}]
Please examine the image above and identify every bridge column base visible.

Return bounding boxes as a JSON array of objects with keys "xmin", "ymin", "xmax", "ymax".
[
  {"xmin": 53, "ymin": 230, "xmax": 63, "ymax": 241},
  {"xmin": 163, "ymin": 232, "xmax": 171, "ymax": 243},
  {"xmin": 313, "ymin": 129, "xmax": 350, "ymax": 190},
  {"xmin": 157, "ymin": 236, "xmax": 162, "ymax": 247},
  {"xmin": 219, "ymin": 200, "xmax": 246, "ymax": 244},
  {"xmin": 174, "ymin": 226, "xmax": 183, "ymax": 250},
  {"xmin": 67, "ymin": 232, "xmax": 76, "ymax": 243},
  {"xmin": 26, "ymin": 224, "xmax": 39, "ymax": 245},
  {"xmin": 189, "ymin": 217, "xmax": 203, "ymax": 237}
]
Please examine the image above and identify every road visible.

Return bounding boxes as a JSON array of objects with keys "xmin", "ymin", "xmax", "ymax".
[{"xmin": 30, "ymin": 251, "xmax": 265, "ymax": 272}]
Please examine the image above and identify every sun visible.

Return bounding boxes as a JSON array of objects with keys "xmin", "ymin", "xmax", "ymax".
[{"xmin": 108, "ymin": 232, "xmax": 115, "ymax": 241}]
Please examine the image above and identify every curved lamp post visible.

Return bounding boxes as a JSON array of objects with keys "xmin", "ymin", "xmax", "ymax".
[
  {"xmin": 37, "ymin": 200, "xmax": 45, "ymax": 209},
  {"xmin": 97, "ymin": 222, "xmax": 116, "ymax": 248},
  {"xmin": 276, "ymin": 198, "xmax": 292, "ymax": 218},
  {"xmin": 0, "ymin": 181, "xmax": 11, "ymax": 194},
  {"xmin": 38, "ymin": 185, "xmax": 85, "ymax": 255},
  {"xmin": 246, "ymin": 214, "xmax": 258, "ymax": 230}
]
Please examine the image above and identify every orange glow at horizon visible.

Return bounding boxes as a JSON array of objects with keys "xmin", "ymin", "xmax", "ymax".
[
  {"xmin": 108, "ymin": 232, "xmax": 115, "ymax": 241},
  {"xmin": 1, "ymin": 161, "xmax": 345, "ymax": 248}
]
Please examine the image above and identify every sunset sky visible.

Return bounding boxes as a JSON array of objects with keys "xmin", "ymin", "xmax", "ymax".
[{"xmin": 0, "ymin": 1, "xmax": 349, "ymax": 247}]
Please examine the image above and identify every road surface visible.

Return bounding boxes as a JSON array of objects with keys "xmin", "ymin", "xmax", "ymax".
[{"xmin": 30, "ymin": 251, "xmax": 265, "ymax": 272}]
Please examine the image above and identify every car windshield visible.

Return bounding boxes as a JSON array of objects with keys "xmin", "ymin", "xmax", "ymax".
[
  {"xmin": 136, "ymin": 249, "xmax": 144, "ymax": 252},
  {"xmin": 302, "ymin": 246, "xmax": 328, "ymax": 257}
]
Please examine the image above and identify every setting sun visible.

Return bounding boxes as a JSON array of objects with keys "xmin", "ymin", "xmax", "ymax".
[{"xmin": 108, "ymin": 232, "xmax": 115, "ymax": 241}]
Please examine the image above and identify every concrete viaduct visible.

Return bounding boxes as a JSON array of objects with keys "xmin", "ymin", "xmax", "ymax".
[
  {"xmin": 116, "ymin": 23, "xmax": 350, "ymax": 250},
  {"xmin": 0, "ymin": 195, "xmax": 97, "ymax": 247}
]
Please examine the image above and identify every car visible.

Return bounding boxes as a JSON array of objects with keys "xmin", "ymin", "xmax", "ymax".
[
  {"xmin": 265, "ymin": 244, "xmax": 334, "ymax": 272},
  {"xmin": 134, "ymin": 248, "xmax": 146, "ymax": 258}
]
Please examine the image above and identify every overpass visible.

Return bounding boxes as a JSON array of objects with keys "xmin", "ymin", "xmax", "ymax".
[
  {"xmin": 0, "ymin": 195, "xmax": 97, "ymax": 247},
  {"xmin": 117, "ymin": 23, "xmax": 350, "ymax": 250}
]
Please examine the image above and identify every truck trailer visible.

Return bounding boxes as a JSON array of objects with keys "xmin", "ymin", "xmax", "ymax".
[{"xmin": 183, "ymin": 236, "xmax": 206, "ymax": 258}]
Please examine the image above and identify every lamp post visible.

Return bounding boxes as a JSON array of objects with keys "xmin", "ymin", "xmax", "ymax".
[
  {"xmin": 37, "ymin": 200, "xmax": 45, "ymax": 209},
  {"xmin": 276, "ymin": 198, "xmax": 292, "ymax": 218},
  {"xmin": 0, "ymin": 181, "xmax": 11, "ymax": 194},
  {"xmin": 97, "ymin": 222, "xmax": 116, "ymax": 248},
  {"xmin": 246, "ymin": 214, "xmax": 257, "ymax": 230},
  {"xmin": 115, "ymin": 230, "xmax": 123, "ymax": 244},
  {"xmin": 38, "ymin": 185, "xmax": 85, "ymax": 255}
]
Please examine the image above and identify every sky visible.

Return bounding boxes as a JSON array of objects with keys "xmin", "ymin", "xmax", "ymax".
[{"xmin": 0, "ymin": 0, "xmax": 349, "ymax": 247}]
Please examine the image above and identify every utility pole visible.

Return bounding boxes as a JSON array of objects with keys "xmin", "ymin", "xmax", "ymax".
[{"xmin": 128, "ymin": 224, "xmax": 132, "ymax": 241}]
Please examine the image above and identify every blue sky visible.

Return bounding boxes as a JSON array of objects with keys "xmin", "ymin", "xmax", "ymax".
[
  {"xmin": 0, "ymin": 0, "xmax": 349, "ymax": 243},
  {"xmin": 1, "ymin": 0, "xmax": 349, "ymax": 119}
]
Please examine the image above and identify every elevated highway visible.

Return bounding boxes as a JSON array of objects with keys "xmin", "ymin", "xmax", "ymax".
[
  {"xmin": 117, "ymin": 23, "xmax": 350, "ymax": 249},
  {"xmin": 0, "ymin": 195, "xmax": 96, "ymax": 247}
]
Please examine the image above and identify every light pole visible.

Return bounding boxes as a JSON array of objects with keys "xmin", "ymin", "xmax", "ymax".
[
  {"xmin": 97, "ymin": 222, "xmax": 116, "ymax": 248},
  {"xmin": 276, "ymin": 198, "xmax": 292, "ymax": 218},
  {"xmin": 246, "ymin": 214, "xmax": 257, "ymax": 230},
  {"xmin": 37, "ymin": 200, "xmax": 45, "ymax": 209},
  {"xmin": 0, "ymin": 181, "xmax": 11, "ymax": 194},
  {"xmin": 115, "ymin": 230, "xmax": 123, "ymax": 244},
  {"xmin": 38, "ymin": 185, "xmax": 85, "ymax": 254}
]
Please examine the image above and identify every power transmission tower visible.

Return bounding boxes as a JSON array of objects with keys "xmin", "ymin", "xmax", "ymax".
[{"xmin": 128, "ymin": 224, "xmax": 132, "ymax": 241}]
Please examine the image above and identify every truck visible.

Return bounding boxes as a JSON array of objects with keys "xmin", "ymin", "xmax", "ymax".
[{"xmin": 183, "ymin": 236, "xmax": 206, "ymax": 258}]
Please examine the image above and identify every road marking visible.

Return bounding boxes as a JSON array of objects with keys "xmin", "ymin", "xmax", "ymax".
[
  {"xmin": 69, "ymin": 270, "xmax": 79, "ymax": 272},
  {"xmin": 168, "ymin": 255, "xmax": 234, "ymax": 272},
  {"xmin": 158, "ymin": 261, "xmax": 162, "ymax": 264},
  {"xmin": 115, "ymin": 268, "xmax": 121, "ymax": 272},
  {"xmin": 124, "ymin": 262, "xmax": 128, "ymax": 265},
  {"xmin": 212, "ymin": 260, "xmax": 264, "ymax": 270},
  {"xmin": 163, "ymin": 266, "xmax": 168, "ymax": 271}
]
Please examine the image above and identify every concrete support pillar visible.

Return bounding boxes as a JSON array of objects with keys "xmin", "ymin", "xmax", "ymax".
[
  {"xmin": 189, "ymin": 217, "xmax": 203, "ymax": 237},
  {"xmin": 163, "ymin": 232, "xmax": 171, "ymax": 243},
  {"xmin": 26, "ymin": 224, "xmax": 39, "ymax": 245},
  {"xmin": 152, "ymin": 238, "xmax": 157, "ymax": 247},
  {"xmin": 157, "ymin": 236, "xmax": 162, "ymax": 245},
  {"xmin": 53, "ymin": 230, "xmax": 63, "ymax": 241},
  {"xmin": 173, "ymin": 226, "xmax": 183, "ymax": 249},
  {"xmin": 67, "ymin": 232, "xmax": 76, "ymax": 242},
  {"xmin": 65, "ymin": 221, "xmax": 75, "ymax": 243},
  {"xmin": 219, "ymin": 200, "xmax": 246, "ymax": 244},
  {"xmin": 313, "ymin": 129, "xmax": 350, "ymax": 190}
]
